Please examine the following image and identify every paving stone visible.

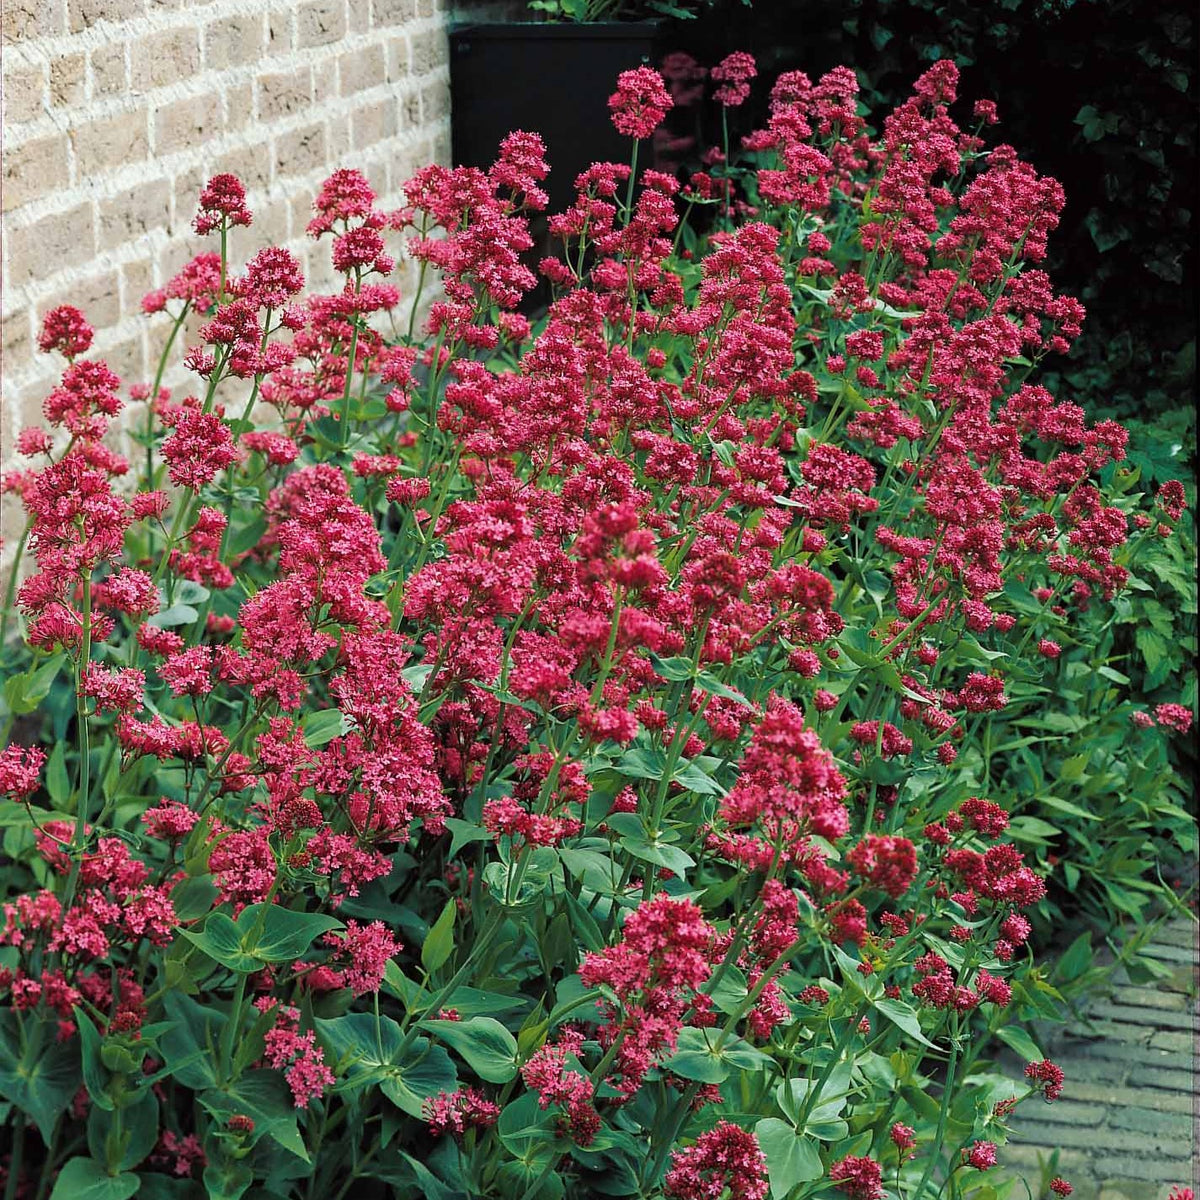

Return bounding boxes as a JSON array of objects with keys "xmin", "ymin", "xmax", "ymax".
[
  {"xmin": 998, "ymin": 1143, "xmax": 1092, "ymax": 1172},
  {"xmin": 1148, "ymin": 1029, "xmax": 1195, "ymax": 1052},
  {"xmin": 1087, "ymin": 1003, "xmax": 1198, "ymax": 1031},
  {"xmin": 1157, "ymin": 964, "xmax": 1197, "ymax": 993},
  {"xmin": 1111, "ymin": 985, "xmax": 1190, "ymax": 1012},
  {"xmin": 1073, "ymin": 1019, "xmax": 1155, "ymax": 1044},
  {"xmin": 1155, "ymin": 921, "xmax": 1198, "ymax": 950},
  {"xmin": 1061, "ymin": 1036, "xmax": 1172, "ymax": 1066},
  {"xmin": 1098, "ymin": 1186, "xmax": 1184, "ymax": 1200},
  {"xmin": 1012, "ymin": 1124, "xmax": 1188, "ymax": 1158},
  {"xmin": 989, "ymin": 911, "xmax": 1195, "ymax": 1198},
  {"xmin": 1092, "ymin": 1154, "xmax": 1190, "ymax": 1183},
  {"xmin": 1134, "ymin": 1065, "xmax": 1198, "ymax": 1093},
  {"xmin": 1139, "ymin": 942, "xmax": 1195, "ymax": 965},
  {"xmin": 1064, "ymin": 1082, "xmax": 1193, "ymax": 1114},
  {"xmin": 994, "ymin": 1170, "xmax": 1101, "ymax": 1200},
  {"xmin": 1106, "ymin": 1106, "xmax": 1193, "ymax": 1137},
  {"xmin": 1061, "ymin": 1054, "xmax": 1127, "ymax": 1085},
  {"xmin": 1008, "ymin": 1100, "xmax": 1108, "ymax": 1127}
]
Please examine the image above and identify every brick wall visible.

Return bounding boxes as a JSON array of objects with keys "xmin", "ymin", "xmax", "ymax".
[{"xmin": 0, "ymin": 0, "xmax": 455, "ymax": 565}]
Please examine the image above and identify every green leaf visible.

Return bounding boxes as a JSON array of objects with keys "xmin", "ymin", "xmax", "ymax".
[
  {"xmin": 49, "ymin": 1158, "xmax": 139, "ymax": 1200},
  {"xmin": 563, "ymin": 891, "xmax": 605, "ymax": 953},
  {"xmin": 169, "ymin": 874, "xmax": 218, "ymax": 922},
  {"xmin": 995, "ymin": 1026, "xmax": 1043, "ymax": 1062},
  {"xmin": 86, "ymin": 1088, "xmax": 158, "ymax": 1172},
  {"xmin": 1055, "ymin": 931, "xmax": 1093, "ymax": 982},
  {"xmin": 663, "ymin": 1027, "xmax": 729, "ymax": 1084},
  {"xmin": 316, "ymin": 1013, "xmax": 457, "ymax": 1119},
  {"xmin": 381, "ymin": 1039, "xmax": 458, "ymax": 1118},
  {"xmin": 238, "ymin": 903, "xmax": 343, "ymax": 963},
  {"xmin": 3, "ymin": 654, "xmax": 63, "ymax": 715},
  {"xmin": 755, "ymin": 1118, "xmax": 824, "ymax": 1199},
  {"xmin": 421, "ymin": 1016, "xmax": 518, "ymax": 1083},
  {"xmin": 422, "ymin": 899, "xmax": 457, "ymax": 974},
  {"xmin": 146, "ymin": 604, "xmax": 198, "ymax": 629},
  {"xmin": 0, "ymin": 1010, "xmax": 81, "ymax": 1144},
  {"xmin": 46, "ymin": 741, "xmax": 70, "ymax": 806},
  {"xmin": 619, "ymin": 836, "xmax": 694, "ymax": 876},
  {"xmin": 1038, "ymin": 795, "xmax": 1100, "ymax": 822},
  {"xmin": 873, "ymin": 998, "xmax": 938, "ymax": 1048},
  {"xmin": 498, "ymin": 1089, "xmax": 561, "ymax": 1156},
  {"xmin": 181, "ymin": 913, "xmax": 259, "ymax": 973},
  {"xmin": 228, "ymin": 516, "xmax": 267, "ymax": 557},
  {"xmin": 199, "ymin": 1070, "xmax": 308, "ymax": 1160},
  {"xmin": 75, "ymin": 1009, "xmax": 114, "ymax": 1110},
  {"xmin": 301, "ymin": 709, "xmax": 350, "ymax": 747},
  {"xmin": 444, "ymin": 817, "xmax": 490, "ymax": 859},
  {"xmin": 615, "ymin": 747, "xmax": 668, "ymax": 780},
  {"xmin": 201, "ymin": 1158, "xmax": 252, "ymax": 1200},
  {"xmin": 159, "ymin": 992, "xmax": 225, "ymax": 1090}
]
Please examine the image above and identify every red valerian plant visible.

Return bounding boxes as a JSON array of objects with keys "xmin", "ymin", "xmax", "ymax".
[{"xmin": 0, "ymin": 53, "xmax": 1194, "ymax": 1200}]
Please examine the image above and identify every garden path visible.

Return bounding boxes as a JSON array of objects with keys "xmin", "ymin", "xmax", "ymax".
[{"xmin": 994, "ymin": 915, "xmax": 1198, "ymax": 1200}]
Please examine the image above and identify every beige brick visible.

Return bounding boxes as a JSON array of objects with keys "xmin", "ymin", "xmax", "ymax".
[
  {"xmin": 120, "ymin": 258, "xmax": 155, "ymax": 312},
  {"xmin": 410, "ymin": 28, "xmax": 446, "ymax": 75},
  {"xmin": 398, "ymin": 89, "xmax": 420, "ymax": 130},
  {"xmin": 204, "ymin": 14, "xmax": 264, "ymax": 69},
  {"xmin": 313, "ymin": 66, "xmax": 337, "ymax": 105},
  {"xmin": 275, "ymin": 123, "xmax": 326, "ymax": 178},
  {"xmin": 327, "ymin": 113, "xmax": 350, "ymax": 156},
  {"xmin": 253, "ymin": 196, "xmax": 289, "ymax": 246},
  {"xmin": 101, "ymin": 332, "xmax": 146, "ymax": 386},
  {"xmin": 131, "ymin": 27, "xmax": 199, "ymax": 92},
  {"xmin": 48, "ymin": 51, "xmax": 85, "ymax": 106},
  {"xmin": 8, "ymin": 203, "xmax": 96, "ymax": 284},
  {"xmin": 351, "ymin": 97, "xmax": 396, "ymax": 150},
  {"xmin": 362, "ymin": 160, "xmax": 387, "ymax": 197},
  {"xmin": 67, "ymin": 0, "xmax": 142, "ymax": 31},
  {"xmin": 213, "ymin": 143, "xmax": 271, "ymax": 192},
  {"xmin": 170, "ymin": 166, "xmax": 205, "ymax": 233},
  {"xmin": 339, "ymin": 43, "xmax": 385, "ymax": 95},
  {"xmin": 2, "ymin": 133, "xmax": 70, "ymax": 212},
  {"xmin": 154, "ymin": 91, "xmax": 222, "ymax": 156},
  {"xmin": 4, "ymin": 0, "xmax": 66, "ymax": 42},
  {"xmin": 297, "ymin": 0, "xmax": 345, "ymax": 47},
  {"xmin": 73, "ymin": 106, "xmax": 148, "ymax": 176},
  {"xmin": 347, "ymin": 0, "xmax": 368, "ymax": 32},
  {"xmin": 90, "ymin": 42, "xmax": 127, "ymax": 95},
  {"xmin": 257, "ymin": 67, "xmax": 311, "ymax": 120},
  {"xmin": 38, "ymin": 271, "xmax": 121, "ymax": 332},
  {"xmin": 372, "ymin": 0, "xmax": 414, "ymax": 24},
  {"xmin": 224, "ymin": 83, "xmax": 254, "ymax": 133},
  {"xmin": 420, "ymin": 79, "xmax": 449, "ymax": 121},
  {"xmin": 288, "ymin": 191, "xmax": 313, "ymax": 237},
  {"xmin": 3, "ymin": 60, "xmax": 46, "ymax": 123},
  {"xmin": 266, "ymin": 8, "xmax": 294, "ymax": 53},
  {"xmin": 417, "ymin": 0, "xmax": 433, "ymax": 15},
  {"xmin": 98, "ymin": 178, "xmax": 171, "ymax": 249},
  {"xmin": 386, "ymin": 34, "xmax": 409, "ymax": 79},
  {"xmin": 2, "ymin": 311, "xmax": 33, "ymax": 375}
]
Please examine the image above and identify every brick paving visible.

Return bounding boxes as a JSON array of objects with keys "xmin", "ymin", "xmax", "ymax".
[{"xmin": 995, "ymin": 916, "xmax": 1198, "ymax": 1200}]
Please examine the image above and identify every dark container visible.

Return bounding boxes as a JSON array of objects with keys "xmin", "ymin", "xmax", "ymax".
[{"xmin": 449, "ymin": 21, "xmax": 664, "ymax": 213}]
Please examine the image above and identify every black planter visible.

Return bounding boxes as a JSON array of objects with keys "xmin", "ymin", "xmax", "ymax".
[{"xmin": 449, "ymin": 21, "xmax": 665, "ymax": 214}]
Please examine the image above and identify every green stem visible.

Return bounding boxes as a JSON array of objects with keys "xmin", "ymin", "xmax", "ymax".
[
  {"xmin": 395, "ymin": 909, "xmax": 505, "ymax": 1053},
  {"xmin": 145, "ymin": 311, "xmax": 187, "ymax": 495},
  {"xmin": 339, "ymin": 273, "xmax": 364, "ymax": 450},
  {"xmin": 58, "ymin": 574, "xmax": 94, "ymax": 920},
  {"xmin": 4, "ymin": 1113, "xmax": 25, "ymax": 1200},
  {"xmin": 912, "ymin": 1022, "xmax": 961, "ymax": 1200}
]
